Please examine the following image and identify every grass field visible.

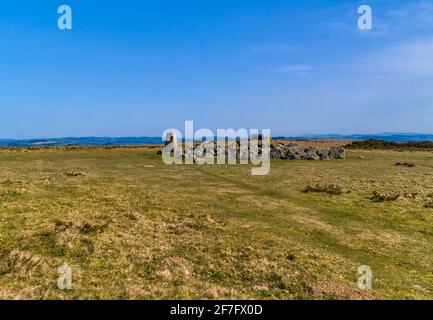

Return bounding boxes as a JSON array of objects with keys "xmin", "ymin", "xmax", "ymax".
[{"xmin": 0, "ymin": 147, "xmax": 432, "ymax": 300}]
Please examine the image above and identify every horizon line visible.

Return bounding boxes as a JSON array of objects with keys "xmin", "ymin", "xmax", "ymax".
[{"xmin": 2, "ymin": 132, "xmax": 433, "ymax": 141}]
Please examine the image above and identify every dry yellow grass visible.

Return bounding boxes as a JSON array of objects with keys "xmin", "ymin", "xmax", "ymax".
[{"xmin": 0, "ymin": 147, "xmax": 432, "ymax": 299}]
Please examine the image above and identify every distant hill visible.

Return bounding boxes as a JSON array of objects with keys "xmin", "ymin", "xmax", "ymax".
[
  {"xmin": 279, "ymin": 133, "xmax": 433, "ymax": 143},
  {"xmin": 1, "ymin": 133, "xmax": 433, "ymax": 147},
  {"xmin": 0, "ymin": 137, "xmax": 163, "ymax": 147}
]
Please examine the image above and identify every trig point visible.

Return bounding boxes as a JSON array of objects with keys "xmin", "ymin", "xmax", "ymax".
[{"xmin": 165, "ymin": 132, "xmax": 178, "ymax": 147}]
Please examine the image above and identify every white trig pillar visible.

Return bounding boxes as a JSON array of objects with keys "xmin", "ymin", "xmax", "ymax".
[{"xmin": 165, "ymin": 132, "xmax": 179, "ymax": 147}]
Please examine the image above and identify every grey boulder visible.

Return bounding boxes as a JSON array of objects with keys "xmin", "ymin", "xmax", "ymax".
[{"xmin": 329, "ymin": 147, "xmax": 346, "ymax": 159}]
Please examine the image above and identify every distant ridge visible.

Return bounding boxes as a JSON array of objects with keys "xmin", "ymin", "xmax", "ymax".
[
  {"xmin": 276, "ymin": 133, "xmax": 433, "ymax": 143},
  {"xmin": 1, "ymin": 133, "xmax": 433, "ymax": 147},
  {"xmin": 0, "ymin": 137, "xmax": 163, "ymax": 147}
]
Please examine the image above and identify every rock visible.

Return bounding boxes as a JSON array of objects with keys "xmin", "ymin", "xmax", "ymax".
[
  {"xmin": 284, "ymin": 145, "xmax": 302, "ymax": 160},
  {"xmin": 285, "ymin": 151, "xmax": 301, "ymax": 160},
  {"xmin": 297, "ymin": 150, "xmax": 308, "ymax": 159},
  {"xmin": 270, "ymin": 149, "xmax": 280, "ymax": 159},
  {"xmin": 329, "ymin": 147, "xmax": 346, "ymax": 159},
  {"xmin": 227, "ymin": 146, "xmax": 237, "ymax": 160},
  {"xmin": 183, "ymin": 148, "xmax": 194, "ymax": 158},
  {"xmin": 304, "ymin": 148, "xmax": 320, "ymax": 160},
  {"xmin": 270, "ymin": 144, "xmax": 286, "ymax": 159},
  {"xmin": 316, "ymin": 149, "xmax": 326, "ymax": 156},
  {"xmin": 164, "ymin": 142, "xmax": 346, "ymax": 162},
  {"xmin": 236, "ymin": 149, "xmax": 250, "ymax": 161},
  {"xmin": 317, "ymin": 149, "xmax": 331, "ymax": 161},
  {"xmin": 215, "ymin": 145, "xmax": 225, "ymax": 155},
  {"xmin": 286, "ymin": 145, "xmax": 302, "ymax": 153}
]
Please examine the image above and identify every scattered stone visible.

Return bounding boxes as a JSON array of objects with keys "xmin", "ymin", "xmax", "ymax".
[{"xmin": 127, "ymin": 212, "xmax": 141, "ymax": 220}]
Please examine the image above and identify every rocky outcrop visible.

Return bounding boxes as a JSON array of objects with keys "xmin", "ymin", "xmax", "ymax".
[
  {"xmin": 270, "ymin": 144, "xmax": 345, "ymax": 161},
  {"xmin": 159, "ymin": 141, "xmax": 346, "ymax": 162}
]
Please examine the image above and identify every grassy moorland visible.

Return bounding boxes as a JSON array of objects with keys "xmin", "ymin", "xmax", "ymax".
[{"xmin": 0, "ymin": 146, "xmax": 432, "ymax": 300}]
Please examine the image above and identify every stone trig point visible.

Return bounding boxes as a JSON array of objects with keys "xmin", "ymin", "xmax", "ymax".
[{"xmin": 165, "ymin": 132, "xmax": 179, "ymax": 148}]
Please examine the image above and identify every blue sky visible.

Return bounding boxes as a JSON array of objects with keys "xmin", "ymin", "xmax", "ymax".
[{"xmin": 1, "ymin": 0, "xmax": 433, "ymax": 139}]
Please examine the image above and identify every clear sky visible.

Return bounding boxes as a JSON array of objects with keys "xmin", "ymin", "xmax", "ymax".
[{"xmin": 1, "ymin": 0, "xmax": 433, "ymax": 139}]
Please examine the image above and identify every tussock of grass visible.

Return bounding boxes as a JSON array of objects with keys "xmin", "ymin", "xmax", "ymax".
[
  {"xmin": 370, "ymin": 191, "xmax": 400, "ymax": 202},
  {"xmin": 424, "ymin": 202, "xmax": 433, "ymax": 209},
  {"xmin": 126, "ymin": 211, "xmax": 141, "ymax": 220},
  {"xmin": 63, "ymin": 171, "xmax": 84, "ymax": 177},
  {"xmin": 403, "ymin": 192, "xmax": 419, "ymax": 200},
  {"xmin": 395, "ymin": 162, "xmax": 415, "ymax": 168},
  {"xmin": 304, "ymin": 184, "xmax": 345, "ymax": 195},
  {"xmin": 0, "ymin": 190, "xmax": 21, "ymax": 198},
  {"xmin": 54, "ymin": 219, "xmax": 109, "ymax": 235},
  {"xmin": 0, "ymin": 246, "xmax": 49, "ymax": 276}
]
